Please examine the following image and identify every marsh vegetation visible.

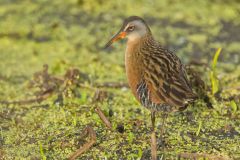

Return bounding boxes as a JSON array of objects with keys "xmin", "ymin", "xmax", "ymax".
[{"xmin": 0, "ymin": 0, "xmax": 240, "ymax": 159}]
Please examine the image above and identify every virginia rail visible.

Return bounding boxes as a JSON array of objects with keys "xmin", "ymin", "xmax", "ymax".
[{"xmin": 105, "ymin": 16, "xmax": 197, "ymax": 159}]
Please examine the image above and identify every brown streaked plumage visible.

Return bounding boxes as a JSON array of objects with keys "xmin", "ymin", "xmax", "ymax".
[
  {"xmin": 105, "ymin": 16, "xmax": 197, "ymax": 159},
  {"xmin": 105, "ymin": 16, "xmax": 196, "ymax": 112}
]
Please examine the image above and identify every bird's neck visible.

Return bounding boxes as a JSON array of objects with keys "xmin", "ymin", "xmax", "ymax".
[
  {"xmin": 141, "ymin": 34, "xmax": 156, "ymax": 48},
  {"xmin": 125, "ymin": 33, "xmax": 154, "ymax": 98},
  {"xmin": 127, "ymin": 33, "xmax": 154, "ymax": 50}
]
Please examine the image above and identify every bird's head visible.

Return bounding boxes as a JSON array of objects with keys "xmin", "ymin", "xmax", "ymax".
[{"xmin": 105, "ymin": 16, "xmax": 151, "ymax": 48}]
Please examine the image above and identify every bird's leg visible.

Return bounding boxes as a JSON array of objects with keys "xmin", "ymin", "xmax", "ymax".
[
  {"xmin": 151, "ymin": 111, "xmax": 157, "ymax": 160},
  {"xmin": 151, "ymin": 111, "xmax": 156, "ymax": 132},
  {"xmin": 160, "ymin": 112, "xmax": 168, "ymax": 150}
]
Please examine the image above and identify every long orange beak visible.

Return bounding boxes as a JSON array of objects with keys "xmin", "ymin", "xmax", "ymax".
[{"xmin": 104, "ymin": 31, "xmax": 127, "ymax": 48}]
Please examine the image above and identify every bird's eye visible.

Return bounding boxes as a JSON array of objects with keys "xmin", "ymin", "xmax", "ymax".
[{"xmin": 127, "ymin": 26, "xmax": 135, "ymax": 32}]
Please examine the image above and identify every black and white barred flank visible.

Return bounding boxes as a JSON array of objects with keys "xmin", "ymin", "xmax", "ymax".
[{"xmin": 136, "ymin": 80, "xmax": 173, "ymax": 112}]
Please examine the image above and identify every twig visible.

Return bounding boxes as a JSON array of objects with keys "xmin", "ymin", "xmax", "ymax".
[
  {"xmin": 68, "ymin": 126, "xmax": 96, "ymax": 160},
  {"xmin": 78, "ymin": 83, "xmax": 96, "ymax": 91},
  {"xmin": 178, "ymin": 152, "xmax": 231, "ymax": 160},
  {"xmin": 95, "ymin": 106, "xmax": 112, "ymax": 129},
  {"xmin": 151, "ymin": 131, "xmax": 157, "ymax": 160},
  {"xmin": 94, "ymin": 82, "xmax": 128, "ymax": 88},
  {"xmin": 223, "ymin": 86, "xmax": 240, "ymax": 91},
  {"xmin": 0, "ymin": 92, "xmax": 52, "ymax": 105},
  {"xmin": 187, "ymin": 60, "xmax": 208, "ymax": 67}
]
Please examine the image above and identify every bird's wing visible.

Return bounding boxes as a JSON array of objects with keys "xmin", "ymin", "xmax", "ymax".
[{"xmin": 142, "ymin": 47, "xmax": 197, "ymax": 108}]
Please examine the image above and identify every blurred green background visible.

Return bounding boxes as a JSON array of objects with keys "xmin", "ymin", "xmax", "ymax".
[{"xmin": 0, "ymin": 0, "xmax": 240, "ymax": 159}]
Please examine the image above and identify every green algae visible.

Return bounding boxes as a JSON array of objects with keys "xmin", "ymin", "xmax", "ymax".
[{"xmin": 0, "ymin": 0, "xmax": 240, "ymax": 159}]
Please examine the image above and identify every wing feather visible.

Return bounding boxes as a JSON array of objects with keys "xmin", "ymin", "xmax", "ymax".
[{"xmin": 143, "ymin": 46, "xmax": 197, "ymax": 108}]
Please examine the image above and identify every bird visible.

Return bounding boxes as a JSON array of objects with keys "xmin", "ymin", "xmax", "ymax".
[{"xmin": 105, "ymin": 16, "xmax": 197, "ymax": 159}]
